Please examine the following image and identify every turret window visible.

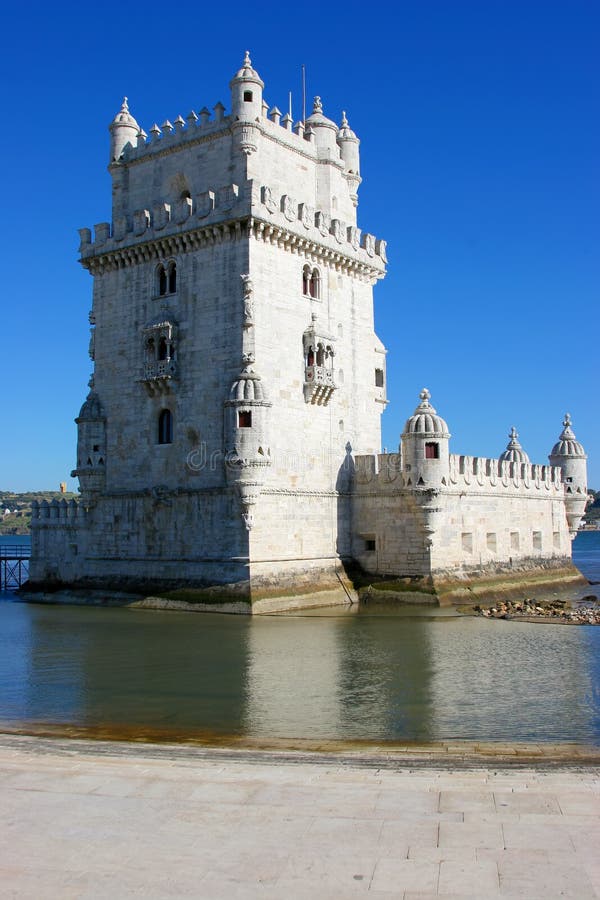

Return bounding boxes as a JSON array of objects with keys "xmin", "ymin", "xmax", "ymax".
[
  {"xmin": 158, "ymin": 409, "xmax": 173, "ymax": 445},
  {"xmin": 238, "ymin": 411, "xmax": 252, "ymax": 428},
  {"xmin": 243, "ymin": 90, "xmax": 253, "ymax": 102},
  {"xmin": 425, "ymin": 442, "xmax": 439, "ymax": 459},
  {"xmin": 375, "ymin": 368, "xmax": 384, "ymax": 387},
  {"xmin": 302, "ymin": 265, "xmax": 321, "ymax": 299}
]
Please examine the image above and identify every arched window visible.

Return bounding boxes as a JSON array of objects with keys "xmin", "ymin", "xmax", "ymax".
[
  {"xmin": 157, "ymin": 261, "xmax": 176, "ymax": 296},
  {"xmin": 158, "ymin": 337, "xmax": 168, "ymax": 361},
  {"xmin": 309, "ymin": 268, "xmax": 320, "ymax": 299},
  {"xmin": 158, "ymin": 265, "xmax": 167, "ymax": 296},
  {"xmin": 158, "ymin": 409, "xmax": 173, "ymax": 445},
  {"xmin": 302, "ymin": 265, "xmax": 310, "ymax": 296},
  {"xmin": 316, "ymin": 343, "xmax": 325, "ymax": 367},
  {"xmin": 168, "ymin": 261, "xmax": 176, "ymax": 294}
]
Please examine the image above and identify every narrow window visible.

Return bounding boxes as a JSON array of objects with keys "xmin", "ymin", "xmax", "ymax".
[
  {"xmin": 375, "ymin": 368, "xmax": 384, "ymax": 388},
  {"xmin": 158, "ymin": 266, "xmax": 167, "ymax": 296},
  {"xmin": 425, "ymin": 442, "xmax": 439, "ymax": 459},
  {"xmin": 243, "ymin": 90, "xmax": 253, "ymax": 102},
  {"xmin": 533, "ymin": 531, "xmax": 542, "ymax": 551},
  {"xmin": 238, "ymin": 410, "xmax": 252, "ymax": 428},
  {"xmin": 510, "ymin": 531, "xmax": 520, "ymax": 551},
  {"xmin": 158, "ymin": 337, "xmax": 168, "ymax": 361},
  {"xmin": 553, "ymin": 531, "xmax": 561, "ymax": 549},
  {"xmin": 461, "ymin": 533, "xmax": 473, "ymax": 553},
  {"xmin": 316, "ymin": 344, "xmax": 325, "ymax": 366},
  {"xmin": 309, "ymin": 268, "xmax": 320, "ymax": 299},
  {"xmin": 486, "ymin": 532, "xmax": 497, "ymax": 553},
  {"xmin": 307, "ymin": 347, "xmax": 315, "ymax": 366},
  {"xmin": 302, "ymin": 265, "xmax": 310, "ymax": 296},
  {"xmin": 158, "ymin": 409, "xmax": 173, "ymax": 445},
  {"xmin": 168, "ymin": 263, "xmax": 176, "ymax": 294}
]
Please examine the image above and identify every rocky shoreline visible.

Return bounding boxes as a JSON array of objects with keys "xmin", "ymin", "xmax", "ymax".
[{"xmin": 473, "ymin": 596, "xmax": 600, "ymax": 625}]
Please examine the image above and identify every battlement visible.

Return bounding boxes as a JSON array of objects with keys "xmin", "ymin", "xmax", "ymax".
[
  {"xmin": 114, "ymin": 98, "xmax": 348, "ymax": 168},
  {"xmin": 353, "ymin": 452, "xmax": 565, "ymax": 495},
  {"xmin": 31, "ymin": 499, "xmax": 85, "ymax": 524},
  {"xmin": 78, "ymin": 179, "xmax": 387, "ymax": 276}
]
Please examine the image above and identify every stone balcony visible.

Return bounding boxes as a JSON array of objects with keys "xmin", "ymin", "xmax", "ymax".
[{"xmin": 304, "ymin": 365, "xmax": 336, "ymax": 406}]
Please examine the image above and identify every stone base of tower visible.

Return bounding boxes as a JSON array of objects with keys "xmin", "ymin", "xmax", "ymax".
[
  {"xmin": 355, "ymin": 559, "xmax": 588, "ymax": 608},
  {"xmin": 26, "ymin": 489, "xmax": 358, "ymax": 614}
]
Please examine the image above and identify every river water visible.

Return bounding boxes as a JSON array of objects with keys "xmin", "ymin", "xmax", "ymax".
[{"xmin": 0, "ymin": 533, "xmax": 599, "ymax": 745}]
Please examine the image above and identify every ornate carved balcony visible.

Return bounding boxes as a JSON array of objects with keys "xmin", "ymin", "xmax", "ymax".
[
  {"xmin": 141, "ymin": 359, "xmax": 177, "ymax": 395},
  {"xmin": 304, "ymin": 364, "xmax": 336, "ymax": 406}
]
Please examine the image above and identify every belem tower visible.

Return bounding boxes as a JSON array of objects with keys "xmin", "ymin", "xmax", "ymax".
[{"xmin": 29, "ymin": 53, "xmax": 589, "ymax": 612}]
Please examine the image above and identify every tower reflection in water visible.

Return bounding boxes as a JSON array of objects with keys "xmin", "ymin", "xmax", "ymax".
[
  {"xmin": 6, "ymin": 602, "xmax": 599, "ymax": 744},
  {"xmin": 245, "ymin": 610, "xmax": 435, "ymax": 741}
]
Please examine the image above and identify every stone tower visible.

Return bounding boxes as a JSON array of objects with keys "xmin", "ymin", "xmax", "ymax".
[
  {"xmin": 549, "ymin": 414, "xmax": 588, "ymax": 538},
  {"xmin": 38, "ymin": 53, "xmax": 388, "ymax": 608}
]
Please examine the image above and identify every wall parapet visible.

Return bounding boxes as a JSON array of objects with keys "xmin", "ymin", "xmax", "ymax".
[
  {"xmin": 78, "ymin": 181, "xmax": 386, "ymax": 276},
  {"xmin": 353, "ymin": 452, "xmax": 564, "ymax": 495},
  {"xmin": 31, "ymin": 499, "xmax": 85, "ymax": 524}
]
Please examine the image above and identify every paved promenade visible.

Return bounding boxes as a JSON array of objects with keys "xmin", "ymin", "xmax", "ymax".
[{"xmin": 0, "ymin": 735, "xmax": 599, "ymax": 899}]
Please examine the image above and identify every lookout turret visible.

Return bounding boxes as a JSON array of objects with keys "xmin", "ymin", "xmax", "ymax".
[
  {"xmin": 549, "ymin": 414, "xmax": 588, "ymax": 538},
  {"xmin": 229, "ymin": 50, "xmax": 264, "ymax": 122},
  {"xmin": 109, "ymin": 97, "xmax": 139, "ymax": 163},
  {"xmin": 401, "ymin": 389, "xmax": 451, "ymax": 487},
  {"xmin": 337, "ymin": 111, "xmax": 361, "ymax": 206}
]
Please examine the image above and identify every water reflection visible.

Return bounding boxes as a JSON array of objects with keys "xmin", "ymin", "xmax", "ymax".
[
  {"xmin": 426, "ymin": 617, "xmax": 597, "ymax": 742},
  {"xmin": 0, "ymin": 600, "xmax": 598, "ymax": 744}
]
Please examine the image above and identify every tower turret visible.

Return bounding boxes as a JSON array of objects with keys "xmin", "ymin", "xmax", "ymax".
[
  {"xmin": 337, "ymin": 111, "xmax": 361, "ymax": 206},
  {"xmin": 549, "ymin": 413, "xmax": 588, "ymax": 538},
  {"xmin": 71, "ymin": 388, "xmax": 106, "ymax": 504},
  {"xmin": 401, "ymin": 389, "xmax": 451, "ymax": 487},
  {"xmin": 108, "ymin": 97, "xmax": 139, "ymax": 163},
  {"xmin": 305, "ymin": 96, "xmax": 339, "ymax": 157},
  {"xmin": 499, "ymin": 426, "xmax": 530, "ymax": 464},
  {"xmin": 224, "ymin": 355, "xmax": 272, "ymax": 530},
  {"xmin": 229, "ymin": 50, "xmax": 264, "ymax": 121}
]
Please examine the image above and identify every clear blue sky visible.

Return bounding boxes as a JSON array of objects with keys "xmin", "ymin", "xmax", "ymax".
[{"xmin": 1, "ymin": 0, "xmax": 598, "ymax": 491}]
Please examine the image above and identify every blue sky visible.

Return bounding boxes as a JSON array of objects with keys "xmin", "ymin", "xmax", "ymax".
[{"xmin": 1, "ymin": 0, "xmax": 598, "ymax": 490}]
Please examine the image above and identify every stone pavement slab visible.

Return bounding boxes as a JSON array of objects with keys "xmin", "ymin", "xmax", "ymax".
[{"xmin": 0, "ymin": 735, "xmax": 598, "ymax": 898}]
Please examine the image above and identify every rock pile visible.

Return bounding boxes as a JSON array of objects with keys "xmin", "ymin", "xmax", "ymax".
[{"xmin": 474, "ymin": 597, "xmax": 600, "ymax": 625}]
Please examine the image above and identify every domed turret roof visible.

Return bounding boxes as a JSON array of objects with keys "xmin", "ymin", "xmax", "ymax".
[
  {"xmin": 230, "ymin": 50, "xmax": 264, "ymax": 88},
  {"xmin": 550, "ymin": 414, "xmax": 587, "ymax": 458},
  {"xmin": 110, "ymin": 97, "xmax": 139, "ymax": 131},
  {"xmin": 337, "ymin": 111, "xmax": 358, "ymax": 142},
  {"xmin": 403, "ymin": 389, "xmax": 450, "ymax": 437},
  {"xmin": 499, "ymin": 426, "xmax": 530, "ymax": 464},
  {"xmin": 229, "ymin": 358, "xmax": 268, "ymax": 402},
  {"xmin": 78, "ymin": 391, "xmax": 104, "ymax": 421},
  {"xmin": 305, "ymin": 96, "xmax": 337, "ymax": 130}
]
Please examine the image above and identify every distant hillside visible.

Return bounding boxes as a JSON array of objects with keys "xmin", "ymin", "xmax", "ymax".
[{"xmin": 0, "ymin": 491, "xmax": 78, "ymax": 534}]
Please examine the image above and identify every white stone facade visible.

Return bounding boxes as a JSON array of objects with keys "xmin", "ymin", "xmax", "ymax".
[{"xmin": 29, "ymin": 56, "xmax": 588, "ymax": 610}]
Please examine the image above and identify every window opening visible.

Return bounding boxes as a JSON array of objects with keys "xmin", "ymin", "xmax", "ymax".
[
  {"xmin": 158, "ymin": 266, "xmax": 167, "ymax": 296},
  {"xmin": 375, "ymin": 368, "xmax": 384, "ymax": 387},
  {"xmin": 238, "ymin": 411, "xmax": 252, "ymax": 428},
  {"xmin": 243, "ymin": 90, "xmax": 253, "ymax": 102},
  {"xmin": 425, "ymin": 442, "xmax": 439, "ymax": 459},
  {"xmin": 168, "ymin": 263, "xmax": 176, "ymax": 294},
  {"xmin": 158, "ymin": 409, "xmax": 173, "ymax": 445}
]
